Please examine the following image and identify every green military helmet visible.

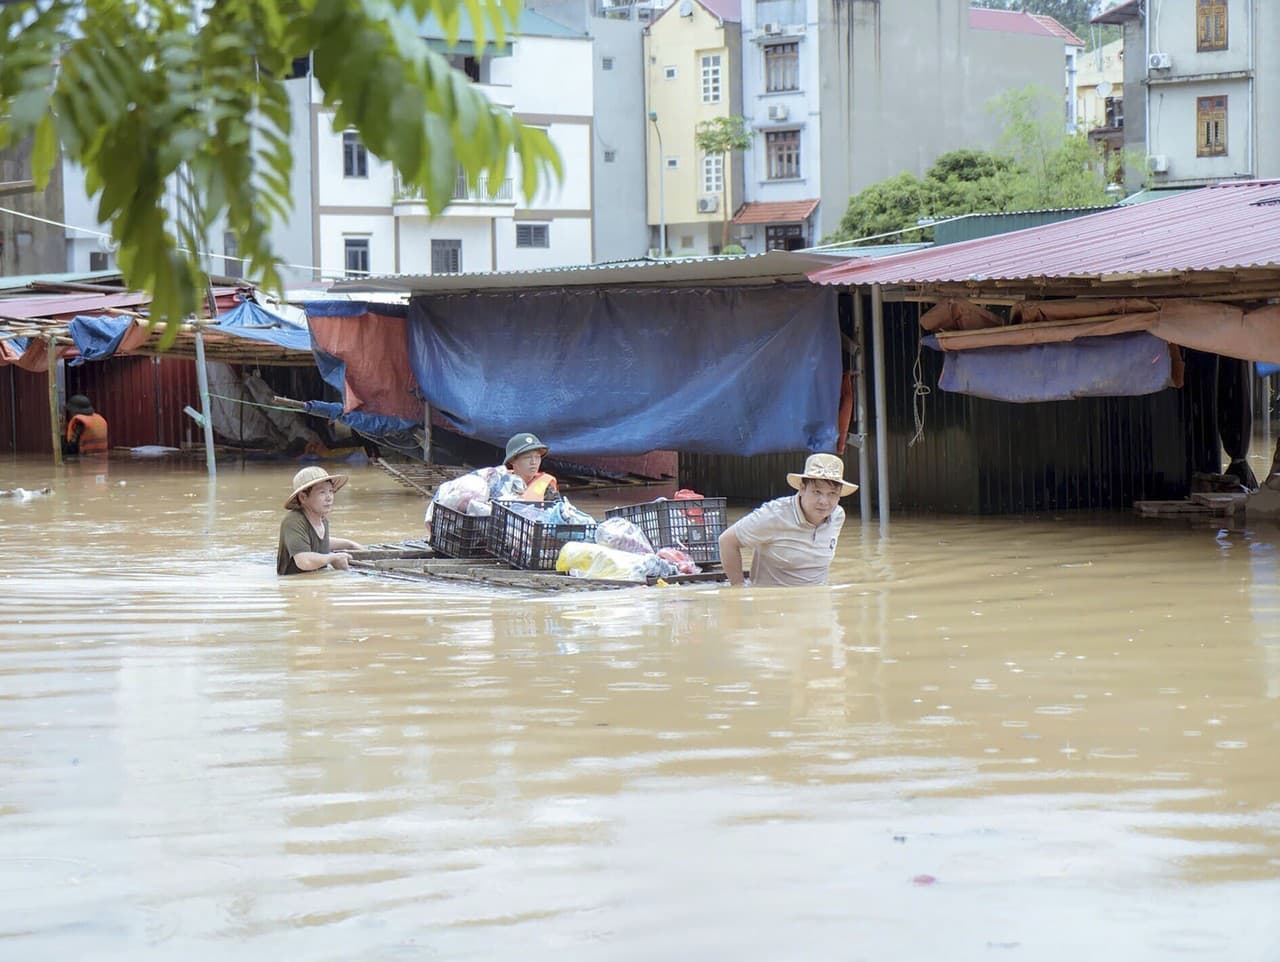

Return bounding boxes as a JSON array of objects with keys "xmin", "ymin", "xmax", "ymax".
[{"xmin": 504, "ymin": 432, "xmax": 549, "ymax": 466}]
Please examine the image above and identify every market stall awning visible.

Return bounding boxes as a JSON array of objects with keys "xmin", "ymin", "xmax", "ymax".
[
  {"xmin": 732, "ymin": 199, "xmax": 820, "ymax": 225},
  {"xmin": 807, "ymin": 181, "xmax": 1280, "ymax": 300}
]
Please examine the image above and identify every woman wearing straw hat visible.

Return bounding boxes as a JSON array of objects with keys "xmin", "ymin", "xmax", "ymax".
[
  {"xmin": 277, "ymin": 466, "xmax": 365, "ymax": 575},
  {"xmin": 718, "ymin": 452, "xmax": 856, "ymax": 588}
]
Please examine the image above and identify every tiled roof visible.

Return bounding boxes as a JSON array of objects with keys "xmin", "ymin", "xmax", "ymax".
[
  {"xmin": 809, "ymin": 181, "xmax": 1280, "ymax": 287},
  {"xmin": 732, "ymin": 199, "xmax": 820, "ymax": 225},
  {"xmin": 968, "ymin": 7, "xmax": 1083, "ymax": 45}
]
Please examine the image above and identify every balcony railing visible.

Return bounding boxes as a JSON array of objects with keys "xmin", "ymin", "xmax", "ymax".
[{"xmin": 393, "ymin": 172, "xmax": 514, "ymax": 204}]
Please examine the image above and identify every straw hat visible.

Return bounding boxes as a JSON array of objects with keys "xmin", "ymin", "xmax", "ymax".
[
  {"xmin": 284, "ymin": 466, "xmax": 348, "ymax": 510},
  {"xmin": 786, "ymin": 453, "xmax": 858, "ymax": 497},
  {"xmin": 504, "ymin": 432, "xmax": 549, "ymax": 466}
]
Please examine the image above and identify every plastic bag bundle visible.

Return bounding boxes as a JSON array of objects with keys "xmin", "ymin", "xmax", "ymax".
[
  {"xmin": 549, "ymin": 498, "xmax": 596, "ymax": 527},
  {"xmin": 434, "ymin": 472, "xmax": 490, "ymax": 513},
  {"xmin": 489, "ymin": 469, "xmax": 526, "ymax": 501},
  {"xmin": 556, "ymin": 542, "xmax": 678, "ymax": 582},
  {"xmin": 595, "ymin": 517, "xmax": 654, "ymax": 555},
  {"xmin": 465, "ymin": 500, "xmax": 493, "ymax": 517},
  {"xmin": 656, "ymin": 547, "xmax": 699, "ymax": 575}
]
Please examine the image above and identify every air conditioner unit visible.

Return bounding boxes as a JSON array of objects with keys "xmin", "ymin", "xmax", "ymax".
[
  {"xmin": 762, "ymin": 21, "xmax": 782, "ymax": 34},
  {"xmin": 767, "ymin": 104, "xmax": 789, "ymax": 122},
  {"xmin": 1147, "ymin": 154, "xmax": 1170, "ymax": 173},
  {"xmin": 697, "ymin": 196, "xmax": 719, "ymax": 213},
  {"xmin": 1147, "ymin": 52, "xmax": 1172, "ymax": 70}
]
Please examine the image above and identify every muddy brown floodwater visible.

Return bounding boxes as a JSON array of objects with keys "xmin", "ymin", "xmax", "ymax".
[{"xmin": 2, "ymin": 454, "xmax": 1279, "ymax": 961}]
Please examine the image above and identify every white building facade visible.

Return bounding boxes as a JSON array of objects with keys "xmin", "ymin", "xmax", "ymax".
[
  {"xmin": 309, "ymin": 18, "xmax": 596, "ymax": 283},
  {"xmin": 735, "ymin": 0, "xmax": 822, "ymax": 252}
]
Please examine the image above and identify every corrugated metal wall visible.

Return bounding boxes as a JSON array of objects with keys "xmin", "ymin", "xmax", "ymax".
[
  {"xmin": 933, "ymin": 207, "xmax": 1114, "ymax": 246},
  {"xmin": 680, "ymin": 296, "xmax": 1221, "ymax": 514},
  {"xmin": 0, "ymin": 356, "xmax": 201, "ymax": 454}
]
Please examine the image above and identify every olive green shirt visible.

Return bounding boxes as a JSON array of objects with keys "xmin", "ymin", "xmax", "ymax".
[{"xmin": 277, "ymin": 509, "xmax": 330, "ymax": 575}]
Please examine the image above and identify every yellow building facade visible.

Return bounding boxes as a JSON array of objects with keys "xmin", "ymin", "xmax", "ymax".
[{"xmin": 643, "ymin": 0, "xmax": 743, "ymax": 255}]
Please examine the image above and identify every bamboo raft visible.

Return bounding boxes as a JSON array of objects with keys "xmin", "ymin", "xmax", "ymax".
[{"xmin": 348, "ymin": 541, "xmax": 727, "ymax": 592}]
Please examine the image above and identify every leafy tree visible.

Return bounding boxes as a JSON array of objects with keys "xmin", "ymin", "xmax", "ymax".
[
  {"xmin": 830, "ymin": 85, "xmax": 1118, "ymax": 245},
  {"xmin": 693, "ymin": 115, "xmax": 752, "ymax": 250},
  {"xmin": 0, "ymin": 0, "xmax": 560, "ymax": 342}
]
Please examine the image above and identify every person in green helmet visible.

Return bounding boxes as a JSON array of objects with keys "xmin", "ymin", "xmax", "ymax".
[{"xmin": 504, "ymin": 432, "xmax": 559, "ymax": 501}]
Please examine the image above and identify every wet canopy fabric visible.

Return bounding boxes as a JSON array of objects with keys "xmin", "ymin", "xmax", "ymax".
[
  {"xmin": 405, "ymin": 285, "xmax": 841, "ymax": 456},
  {"xmin": 927, "ymin": 331, "xmax": 1177, "ymax": 403},
  {"xmin": 303, "ymin": 301, "xmax": 421, "ymax": 423},
  {"xmin": 67, "ymin": 315, "xmax": 137, "ymax": 364}
]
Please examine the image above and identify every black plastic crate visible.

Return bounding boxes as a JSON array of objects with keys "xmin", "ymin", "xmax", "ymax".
[
  {"xmin": 605, "ymin": 497, "xmax": 726, "ymax": 564},
  {"xmin": 486, "ymin": 500, "xmax": 598, "ymax": 570},
  {"xmin": 429, "ymin": 502, "xmax": 491, "ymax": 559}
]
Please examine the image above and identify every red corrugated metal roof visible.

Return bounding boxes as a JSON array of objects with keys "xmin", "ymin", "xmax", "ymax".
[
  {"xmin": 733, "ymin": 199, "xmax": 820, "ymax": 225},
  {"xmin": 968, "ymin": 7, "xmax": 1081, "ymax": 43},
  {"xmin": 0, "ymin": 291, "xmax": 153, "ymax": 319},
  {"xmin": 808, "ymin": 181, "xmax": 1280, "ymax": 287},
  {"xmin": 1092, "ymin": 1, "xmax": 1140, "ymax": 25},
  {"xmin": 1030, "ymin": 13, "xmax": 1085, "ymax": 46}
]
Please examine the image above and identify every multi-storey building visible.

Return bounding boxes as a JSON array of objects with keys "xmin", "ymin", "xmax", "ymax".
[
  {"xmin": 643, "ymin": 0, "xmax": 744, "ymax": 257},
  {"xmin": 304, "ymin": 12, "xmax": 595, "ymax": 283},
  {"xmin": 1075, "ymin": 37, "xmax": 1126, "ymax": 173},
  {"xmin": 1095, "ymin": 0, "xmax": 1278, "ymax": 189}
]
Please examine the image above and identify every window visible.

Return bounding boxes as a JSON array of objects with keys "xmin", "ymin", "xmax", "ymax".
[
  {"xmin": 1104, "ymin": 96, "xmax": 1123, "ymax": 128},
  {"xmin": 602, "ymin": 56, "xmax": 614, "ymax": 70},
  {"xmin": 89, "ymin": 251, "xmax": 109, "ymax": 271},
  {"xmin": 765, "ymin": 223, "xmax": 805, "ymax": 251},
  {"xmin": 665, "ymin": 156, "xmax": 680, "ymax": 169},
  {"xmin": 1196, "ymin": 95, "xmax": 1227, "ymax": 156},
  {"xmin": 702, "ymin": 153, "xmax": 723, "ymax": 194},
  {"xmin": 344, "ymin": 237, "xmax": 369, "ymax": 277},
  {"xmin": 765, "ymin": 129, "xmax": 800, "ymax": 179},
  {"xmin": 603, "ymin": 149, "xmax": 617, "ymax": 163},
  {"xmin": 342, "ymin": 131, "xmax": 367, "ymax": 178},
  {"xmin": 223, "ymin": 230, "xmax": 242, "ymax": 279},
  {"xmin": 700, "ymin": 54, "xmax": 722, "ymax": 103},
  {"xmin": 431, "ymin": 238, "xmax": 462, "ymax": 274},
  {"xmin": 287, "ymin": 54, "xmax": 311, "ymax": 79},
  {"xmin": 516, "ymin": 224, "xmax": 550, "ymax": 248},
  {"xmin": 1197, "ymin": 0, "xmax": 1227, "ymax": 51},
  {"xmin": 664, "ymin": 65, "xmax": 677, "ymax": 80},
  {"xmin": 764, "ymin": 42, "xmax": 799, "ymax": 92},
  {"xmin": 679, "ymin": 235, "xmax": 694, "ymax": 249}
]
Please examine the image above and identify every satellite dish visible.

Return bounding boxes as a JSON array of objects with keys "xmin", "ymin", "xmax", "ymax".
[
  {"xmin": 1096, "ymin": 81, "xmax": 1113, "ymax": 98},
  {"xmin": 678, "ymin": 0, "xmax": 693, "ymax": 15}
]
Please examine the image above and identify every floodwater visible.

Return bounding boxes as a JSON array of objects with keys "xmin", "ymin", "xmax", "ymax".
[{"xmin": 2, "ymin": 454, "xmax": 1279, "ymax": 962}]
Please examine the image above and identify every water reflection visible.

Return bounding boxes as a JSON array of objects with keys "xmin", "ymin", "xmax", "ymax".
[{"xmin": 2, "ymin": 455, "xmax": 1279, "ymax": 959}]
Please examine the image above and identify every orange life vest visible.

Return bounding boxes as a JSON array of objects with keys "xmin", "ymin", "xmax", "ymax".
[
  {"xmin": 67, "ymin": 413, "xmax": 109, "ymax": 457},
  {"xmin": 520, "ymin": 472, "xmax": 559, "ymax": 501}
]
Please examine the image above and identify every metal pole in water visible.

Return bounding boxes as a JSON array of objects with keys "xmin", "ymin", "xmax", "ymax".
[
  {"xmin": 853, "ymin": 291, "xmax": 871, "ymax": 524},
  {"xmin": 871, "ymin": 283, "xmax": 890, "ymax": 530},
  {"xmin": 193, "ymin": 326, "xmax": 217, "ymax": 478},
  {"xmin": 46, "ymin": 336, "xmax": 62, "ymax": 467}
]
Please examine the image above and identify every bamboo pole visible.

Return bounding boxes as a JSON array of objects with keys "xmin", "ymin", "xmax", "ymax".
[
  {"xmin": 47, "ymin": 336, "xmax": 62, "ymax": 467},
  {"xmin": 193, "ymin": 327, "xmax": 217, "ymax": 478},
  {"xmin": 422, "ymin": 401, "xmax": 432, "ymax": 463}
]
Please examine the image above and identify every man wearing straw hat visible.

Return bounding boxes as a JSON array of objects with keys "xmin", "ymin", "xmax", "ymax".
[
  {"xmin": 277, "ymin": 466, "xmax": 365, "ymax": 575},
  {"xmin": 718, "ymin": 453, "xmax": 856, "ymax": 588}
]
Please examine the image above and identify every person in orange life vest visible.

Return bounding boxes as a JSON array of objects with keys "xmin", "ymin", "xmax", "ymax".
[
  {"xmin": 505, "ymin": 432, "xmax": 559, "ymax": 501},
  {"xmin": 62, "ymin": 394, "xmax": 109, "ymax": 457}
]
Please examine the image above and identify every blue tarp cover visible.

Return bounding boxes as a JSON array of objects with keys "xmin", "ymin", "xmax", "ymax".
[
  {"xmin": 405, "ymin": 285, "xmax": 840, "ymax": 456},
  {"xmin": 1257, "ymin": 362, "xmax": 1280, "ymax": 377},
  {"xmin": 211, "ymin": 300, "xmax": 311, "ymax": 352},
  {"xmin": 303, "ymin": 300, "xmax": 409, "ymax": 319},
  {"xmin": 932, "ymin": 332, "xmax": 1176, "ymax": 403},
  {"xmin": 67, "ymin": 315, "xmax": 133, "ymax": 364}
]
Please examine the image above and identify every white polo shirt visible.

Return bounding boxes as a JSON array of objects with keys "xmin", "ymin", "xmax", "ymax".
[{"xmin": 726, "ymin": 494, "xmax": 845, "ymax": 587}]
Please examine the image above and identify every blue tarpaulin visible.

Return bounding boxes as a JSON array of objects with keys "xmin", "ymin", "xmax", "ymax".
[
  {"xmin": 1257, "ymin": 362, "xmax": 1280, "ymax": 377},
  {"xmin": 211, "ymin": 299, "xmax": 311, "ymax": 352},
  {"xmin": 405, "ymin": 285, "xmax": 840, "ymax": 456},
  {"xmin": 931, "ymin": 332, "xmax": 1176, "ymax": 403},
  {"xmin": 67, "ymin": 315, "xmax": 134, "ymax": 364}
]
